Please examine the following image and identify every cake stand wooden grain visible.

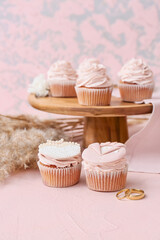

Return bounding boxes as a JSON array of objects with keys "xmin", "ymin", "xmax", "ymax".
[{"xmin": 28, "ymin": 94, "xmax": 152, "ymax": 147}]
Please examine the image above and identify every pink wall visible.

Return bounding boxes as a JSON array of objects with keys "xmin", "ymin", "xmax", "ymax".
[{"xmin": 0, "ymin": 0, "xmax": 160, "ymax": 116}]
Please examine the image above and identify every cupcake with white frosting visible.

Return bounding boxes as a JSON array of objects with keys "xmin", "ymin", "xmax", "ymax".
[
  {"xmin": 47, "ymin": 60, "xmax": 77, "ymax": 97},
  {"xmin": 75, "ymin": 59, "xmax": 113, "ymax": 106},
  {"xmin": 82, "ymin": 142, "xmax": 128, "ymax": 192},
  {"xmin": 38, "ymin": 139, "xmax": 82, "ymax": 187},
  {"xmin": 118, "ymin": 58, "xmax": 154, "ymax": 102}
]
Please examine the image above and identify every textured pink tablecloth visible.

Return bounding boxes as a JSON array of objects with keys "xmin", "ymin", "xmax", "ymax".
[{"xmin": 0, "ymin": 169, "xmax": 160, "ymax": 240}]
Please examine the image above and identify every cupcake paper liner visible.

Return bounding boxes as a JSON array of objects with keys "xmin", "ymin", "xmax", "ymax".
[
  {"xmin": 118, "ymin": 83, "xmax": 154, "ymax": 102},
  {"xmin": 38, "ymin": 162, "xmax": 81, "ymax": 187},
  {"xmin": 75, "ymin": 86, "xmax": 113, "ymax": 106},
  {"xmin": 50, "ymin": 82, "xmax": 76, "ymax": 97},
  {"xmin": 84, "ymin": 164, "xmax": 128, "ymax": 192}
]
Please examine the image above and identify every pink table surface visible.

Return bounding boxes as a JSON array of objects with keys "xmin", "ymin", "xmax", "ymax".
[{"xmin": 1, "ymin": 169, "xmax": 160, "ymax": 240}]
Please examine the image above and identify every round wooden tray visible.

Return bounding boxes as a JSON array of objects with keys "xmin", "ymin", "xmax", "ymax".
[
  {"xmin": 28, "ymin": 94, "xmax": 152, "ymax": 117},
  {"xmin": 28, "ymin": 94, "xmax": 152, "ymax": 146}
]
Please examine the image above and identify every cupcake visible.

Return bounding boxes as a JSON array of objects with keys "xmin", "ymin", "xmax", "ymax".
[
  {"xmin": 75, "ymin": 59, "xmax": 113, "ymax": 106},
  {"xmin": 118, "ymin": 58, "xmax": 154, "ymax": 102},
  {"xmin": 38, "ymin": 139, "xmax": 82, "ymax": 187},
  {"xmin": 47, "ymin": 60, "xmax": 77, "ymax": 97},
  {"xmin": 82, "ymin": 142, "xmax": 128, "ymax": 192}
]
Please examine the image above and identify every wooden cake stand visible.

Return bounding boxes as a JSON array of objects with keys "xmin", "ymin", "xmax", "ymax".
[{"xmin": 28, "ymin": 94, "xmax": 152, "ymax": 147}]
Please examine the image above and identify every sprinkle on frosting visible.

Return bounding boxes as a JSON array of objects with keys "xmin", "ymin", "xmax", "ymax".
[
  {"xmin": 82, "ymin": 142, "xmax": 127, "ymax": 171},
  {"xmin": 118, "ymin": 58, "xmax": 154, "ymax": 85},
  {"xmin": 47, "ymin": 60, "xmax": 77, "ymax": 85},
  {"xmin": 39, "ymin": 139, "xmax": 79, "ymax": 148},
  {"xmin": 76, "ymin": 59, "xmax": 112, "ymax": 88}
]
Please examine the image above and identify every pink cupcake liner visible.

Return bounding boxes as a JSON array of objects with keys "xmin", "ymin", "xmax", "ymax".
[
  {"xmin": 75, "ymin": 86, "xmax": 113, "ymax": 106},
  {"xmin": 50, "ymin": 82, "xmax": 76, "ymax": 97},
  {"xmin": 118, "ymin": 83, "xmax": 154, "ymax": 102},
  {"xmin": 38, "ymin": 162, "xmax": 81, "ymax": 187},
  {"xmin": 84, "ymin": 164, "xmax": 128, "ymax": 192}
]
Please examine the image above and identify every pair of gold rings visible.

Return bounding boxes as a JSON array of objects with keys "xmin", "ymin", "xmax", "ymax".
[{"xmin": 116, "ymin": 188, "xmax": 145, "ymax": 200}]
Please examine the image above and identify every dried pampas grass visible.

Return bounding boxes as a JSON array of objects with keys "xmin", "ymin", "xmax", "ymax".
[{"xmin": 0, "ymin": 114, "xmax": 83, "ymax": 181}]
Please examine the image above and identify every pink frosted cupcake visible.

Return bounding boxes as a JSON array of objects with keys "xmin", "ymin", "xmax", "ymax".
[
  {"xmin": 118, "ymin": 58, "xmax": 154, "ymax": 102},
  {"xmin": 75, "ymin": 59, "xmax": 113, "ymax": 106},
  {"xmin": 82, "ymin": 142, "xmax": 128, "ymax": 192},
  {"xmin": 47, "ymin": 60, "xmax": 77, "ymax": 97},
  {"xmin": 38, "ymin": 139, "xmax": 82, "ymax": 187}
]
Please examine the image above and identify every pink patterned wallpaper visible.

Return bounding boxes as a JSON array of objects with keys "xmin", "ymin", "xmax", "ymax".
[{"xmin": 0, "ymin": 0, "xmax": 160, "ymax": 116}]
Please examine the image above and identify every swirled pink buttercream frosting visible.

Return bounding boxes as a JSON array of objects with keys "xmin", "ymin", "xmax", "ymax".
[
  {"xmin": 38, "ymin": 139, "xmax": 82, "ymax": 167},
  {"xmin": 38, "ymin": 153, "xmax": 81, "ymax": 167},
  {"xmin": 76, "ymin": 59, "xmax": 112, "ymax": 88},
  {"xmin": 82, "ymin": 142, "xmax": 127, "ymax": 171},
  {"xmin": 118, "ymin": 58, "xmax": 153, "ymax": 85},
  {"xmin": 47, "ymin": 60, "xmax": 77, "ymax": 85}
]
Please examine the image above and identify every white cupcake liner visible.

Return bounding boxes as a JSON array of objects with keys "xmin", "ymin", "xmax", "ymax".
[
  {"xmin": 75, "ymin": 86, "xmax": 113, "ymax": 106},
  {"xmin": 118, "ymin": 83, "xmax": 154, "ymax": 102},
  {"xmin": 50, "ymin": 82, "xmax": 76, "ymax": 97},
  {"xmin": 85, "ymin": 164, "xmax": 128, "ymax": 192},
  {"xmin": 38, "ymin": 162, "xmax": 81, "ymax": 187}
]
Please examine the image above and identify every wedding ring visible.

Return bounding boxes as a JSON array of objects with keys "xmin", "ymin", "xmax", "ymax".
[
  {"xmin": 127, "ymin": 189, "xmax": 145, "ymax": 200},
  {"xmin": 116, "ymin": 188, "xmax": 131, "ymax": 200}
]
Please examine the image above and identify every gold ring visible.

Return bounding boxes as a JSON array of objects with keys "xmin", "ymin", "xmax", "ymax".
[
  {"xmin": 116, "ymin": 188, "xmax": 131, "ymax": 200},
  {"xmin": 127, "ymin": 189, "xmax": 145, "ymax": 200}
]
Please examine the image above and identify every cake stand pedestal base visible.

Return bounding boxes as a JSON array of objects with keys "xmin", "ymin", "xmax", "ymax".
[{"xmin": 84, "ymin": 116, "xmax": 128, "ymax": 147}]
